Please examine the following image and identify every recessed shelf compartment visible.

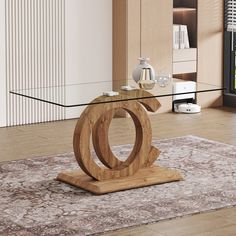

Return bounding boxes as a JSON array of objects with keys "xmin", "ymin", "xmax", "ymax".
[
  {"xmin": 173, "ymin": 0, "xmax": 197, "ymax": 8},
  {"xmin": 173, "ymin": 48, "xmax": 197, "ymax": 62},
  {"xmin": 174, "ymin": 73, "xmax": 197, "ymax": 82},
  {"xmin": 173, "ymin": 0, "xmax": 197, "ymax": 82}
]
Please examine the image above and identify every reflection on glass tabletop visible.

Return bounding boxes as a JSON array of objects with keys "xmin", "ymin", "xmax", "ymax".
[{"xmin": 10, "ymin": 78, "xmax": 225, "ymax": 107}]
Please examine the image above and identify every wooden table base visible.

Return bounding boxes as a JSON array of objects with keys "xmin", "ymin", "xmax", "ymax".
[
  {"xmin": 57, "ymin": 91, "xmax": 183, "ymax": 194},
  {"xmin": 57, "ymin": 166, "xmax": 183, "ymax": 195}
]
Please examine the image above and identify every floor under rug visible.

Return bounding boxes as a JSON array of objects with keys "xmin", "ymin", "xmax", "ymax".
[{"xmin": 0, "ymin": 136, "xmax": 236, "ymax": 236}]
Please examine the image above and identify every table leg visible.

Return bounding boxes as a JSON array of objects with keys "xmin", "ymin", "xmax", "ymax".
[{"xmin": 57, "ymin": 92, "xmax": 183, "ymax": 194}]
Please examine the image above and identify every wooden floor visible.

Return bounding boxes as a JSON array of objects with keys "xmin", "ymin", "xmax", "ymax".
[{"xmin": 0, "ymin": 107, "xmax": 236, "ymax": 235}]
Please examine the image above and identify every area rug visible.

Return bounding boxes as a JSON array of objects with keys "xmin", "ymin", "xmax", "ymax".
[{"xmin": 0, "ymin": 136, "xmax": 236, "ymax": 236}]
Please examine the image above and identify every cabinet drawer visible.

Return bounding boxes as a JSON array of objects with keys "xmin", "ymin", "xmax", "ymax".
[
  {"xmin": 173, "ymin": 61, "xmax": 197, "ymax": 74},
  {"xmin": 173, "ymin": 48, "xmax": 197, "ymax": 62}
]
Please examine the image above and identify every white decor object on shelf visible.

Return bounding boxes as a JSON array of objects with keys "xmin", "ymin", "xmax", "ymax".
[
  {"xmin": 132, "ymin": 57, "xmax": 156, "ymax": 90},
  {"xmin": 121, "ymin": 85, "xmax": 136, "ymax": 91},
  {"xmin": 103, "ymin": 91, "xmax": 119, "ymax": 97},
  {"xmin": 132, "ymin": 57, "xmax": 155, "ymax": 81},
  {"xmin": 173, "ymin": 24, "xmax": 190, "ymax": 49},
  {"xmin": 173, "ymin": 25, "xmax": 180, "ymax": 50},
  {"xmin": 156, "ymin": 74, "xmax": 172, "ymax": 87},
  {"xmin": 182, "ymin": 25, "xmax": 190, "ymax": 49}
]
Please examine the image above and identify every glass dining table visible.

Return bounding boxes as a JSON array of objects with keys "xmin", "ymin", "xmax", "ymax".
[{"xmin": 10, "ymin": 78, "xmax": 225, "ymax": 194}]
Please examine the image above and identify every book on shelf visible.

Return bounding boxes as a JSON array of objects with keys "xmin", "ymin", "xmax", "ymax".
[
  {"xmin": 173, "ymin": 24, "xmax": 190, "ymax": 50},
  {"xmin": 173, "ymin": 25, "xmax": 180, "ymax": 50}
]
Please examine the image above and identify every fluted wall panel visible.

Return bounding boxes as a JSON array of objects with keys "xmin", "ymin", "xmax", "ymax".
[{"xmin": 6, "ymin": 0, "xmax": 66, "ymax": 126}]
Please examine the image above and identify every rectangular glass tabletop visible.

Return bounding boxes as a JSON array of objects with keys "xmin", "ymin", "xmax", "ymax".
[{"xmin": 10, "ymin": 78, "xmax": 225, "ymax": 107}]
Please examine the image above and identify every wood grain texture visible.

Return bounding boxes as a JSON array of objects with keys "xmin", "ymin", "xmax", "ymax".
[
  {"xmin": 141, "ymin": 0, "xmax": 173, "ymax": 74},
  {"xmin": 141, "ymin": 0, "xmax": 173, "ymax": 113},
  {"xmin": 112, "ymin": 0, "xmax": 128, "ymax": 90},
  {"xmin": 92, "ymin": 110, "xmax": 160, "ymax": 170},
  {"xmin": 113, "ymin": 0, "xmax": 173, "ymax": 114},
  {"xmin": 197, "ymin": 0, "xmax": 223, "ymax": 108},
  {"xmin": 60, "ymin": 90, "xmax": 182, "ymax": 193},
  {"xmin": 112, "ymin": 0, "xmax": 141, "ymax": 117},
  {"xmin": 73, "ymin": 90, "xmax": 162, "ymax": 181},
  {"xmin": 112, "ymin": 0, "xmax": 141, "ymax": 87},
  {"xmin": 127, "ymin": 0, "xmax": 141, "ymax": 78},
  {"xmin": 57, "ymin": 166, "xmax": 183, "ymax": 195}
]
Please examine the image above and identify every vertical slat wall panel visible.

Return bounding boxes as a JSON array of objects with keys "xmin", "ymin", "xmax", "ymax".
[{"xmin": 6, "ymin": 0, "xmax": 66, "ymax": 126}]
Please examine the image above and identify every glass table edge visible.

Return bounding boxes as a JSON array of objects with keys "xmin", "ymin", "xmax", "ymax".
[{"xmin": 10, "ymin": 87, "xmax": 226, "ymax": 108}]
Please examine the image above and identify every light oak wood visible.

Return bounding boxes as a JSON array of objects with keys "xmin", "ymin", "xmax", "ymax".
[
  {"xmin": 141, "ymin": 0, "xmax": 173, "ymax": 75},
  {"xmin": 112, "ymin": 0, "xmax": 127, "ymax": 91},
  {"xmin": 113, "ymin": 0, "xmax": 173, "ymax": 114},
  {"xmin": 112, "ymin": 0, "xmax": 141, "ymax": 117},
  {"xmin": 58, "ymin": 90, "xmax": 183, "ymax": 193},
  {"xmin": 197, "ymin": 0, "xmax": 223, "ymax": 108},
  {"xmin": 127, "ymin": 0, "xmax": 141, "ymax": 79},
  {"xmin": 141, "ymin": 0, "xmax": 173, "ymax": 113},
  {"xmin": 92, "ymin": 109, "xmax": 160, "ymax": 170},
  {"xmin": 73, "ymin": 96, "xmax": 158, "ymax": 180},
  {"xmin": 112, "ymin": 0, "xmax": 141, "ymax": 88},
  {"xmin": 57, "ymin": 166, "xmax": 183, "ymax": 195}
]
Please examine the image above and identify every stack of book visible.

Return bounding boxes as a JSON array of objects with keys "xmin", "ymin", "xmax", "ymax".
[{"xmin": 173, "ymin": 24, "xmax": 190, "ymax": 50}]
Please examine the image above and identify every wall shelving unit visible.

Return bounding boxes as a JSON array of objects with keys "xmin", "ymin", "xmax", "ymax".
[
  {"xmin": 113, "ymin": 0, "xmax": 224, "ymax": 111},
  {"xmin": 173, "ymin": 0, "xmax": 197, "ymax": 81}
]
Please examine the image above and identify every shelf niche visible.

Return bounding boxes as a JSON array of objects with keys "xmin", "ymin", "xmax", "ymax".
[
  {"xmin": 174, "ymin": 73, "xmax": 197, "ymax": 82},
  {"xmin": 173, "ymin": 0, "xmax": 197, "ymax": 48},
  {"xmin": 173, "ymin": 0, "xmax": 197, "ymax": 8},
  {"xmin": 173, "ymin": 0, "xmax": 197, "ymax": 83}
]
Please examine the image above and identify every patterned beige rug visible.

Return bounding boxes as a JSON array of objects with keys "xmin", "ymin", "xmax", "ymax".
[{"xmin": 0, "ymin": 136, "xmax": 236, "ymax": 236}]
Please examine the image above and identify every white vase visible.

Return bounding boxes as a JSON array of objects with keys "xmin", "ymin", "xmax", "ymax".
[{"xmin": 132, "ymin": 57, "xmax": 156, "ymax": 84}]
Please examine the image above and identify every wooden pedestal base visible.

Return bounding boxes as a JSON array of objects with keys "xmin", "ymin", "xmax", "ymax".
[
  {"xmin": 57, "ymin": 166, "xmax": 183, "ymax": 195},
  {"xmin": 57, "ymin": 92, "xmax": 183, "ymax": 194}
]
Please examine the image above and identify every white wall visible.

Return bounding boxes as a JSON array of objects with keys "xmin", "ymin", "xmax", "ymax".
[
  {"xmin": 0, "ymin": 0, "xmax": 6, "ymax": 127},
  {"xmin": 65, "ymin": 0, "xmax": 112, "ymax": 119}
]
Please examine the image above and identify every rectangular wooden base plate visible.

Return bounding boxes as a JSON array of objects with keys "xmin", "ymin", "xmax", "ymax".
[{"xmin": 57, "ymin": 166, "xmax": 183, "ymax": 195}]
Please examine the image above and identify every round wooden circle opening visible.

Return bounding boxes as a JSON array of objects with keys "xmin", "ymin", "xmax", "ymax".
[
  {"xmin": 92, "ymin": 107, "xmax": 146, "ymax": 170},
  {"xmin": 73, "ymin": 100, "xmax": 155, "ymax": 180}
]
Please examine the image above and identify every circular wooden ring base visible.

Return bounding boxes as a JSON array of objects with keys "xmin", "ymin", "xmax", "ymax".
[{"xmin": 73, "ymin": 90, "xmax": 161, "ymax": 181}]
